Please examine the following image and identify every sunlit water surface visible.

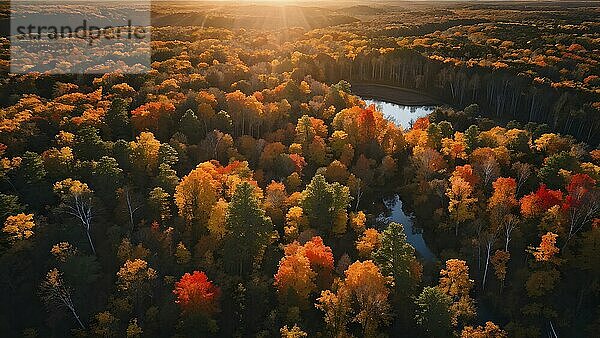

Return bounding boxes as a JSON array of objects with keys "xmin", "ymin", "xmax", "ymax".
[{"xmin": 364, "ymin": 99, "xmax": 435, "ymax": 130}]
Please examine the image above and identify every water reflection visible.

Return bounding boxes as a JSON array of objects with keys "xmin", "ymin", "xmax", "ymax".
[
  {"xmin": 363, "ymin": 98, "xmax": 437, "ymax": 261},
  {"xmin": 378, "ymin": 196, "xmax": 436, "ymax": 262},
  {"xmin": 364, "ymin": 99, "xmax": 434, "ymax": 130}
]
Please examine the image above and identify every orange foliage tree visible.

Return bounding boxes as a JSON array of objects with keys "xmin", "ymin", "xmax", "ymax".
[
  {"xmin": 274, "ymin": 245, "xmax": 317, "ymax": 304},
  {"xmin": 488, "ymin": 177, "xmax": 518, "ymax": 222},
  {"xmin": 316, "ymin": 260, "xmax": 390, "ymax": 337},
  {"xmin": 532, "ymin": 232, "xmax": 560, "ymax": 262},
  {"xmin": 2, "ymin": 213, "xmax": 35, "ymax": 243},
  {"xmin": 452, "ymin": 164, "xmax": 479, "ymax": 187},
  {"xmin": 274, "ymin": 236, "xmax": 334, "ymax": 303},
  {"xmin": 173, "ymin": 271, "xmax": 221, "ymax": 315},
  {"xmin": 356, "ymin": 228, "xmax": 381, "ymax": 258},
  {"xmin": 131, "ymin": 101, "xmax": 175, "ymax": 137}
]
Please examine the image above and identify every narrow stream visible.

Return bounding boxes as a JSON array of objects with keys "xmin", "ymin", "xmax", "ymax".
[
  {"xmin": 380, "ymin": 196, "xmax": 436, "ymax": 262},
  {"xmin": 365, "ymin": 97, "xmax": 499, "ymax": 322},
  {"xmin": 365, "ymin": 98, "xmax": 437, "ymax": 262}
]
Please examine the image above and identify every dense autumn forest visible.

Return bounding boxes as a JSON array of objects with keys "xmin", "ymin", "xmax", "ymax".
[{"xmin": 1, "ymin": 1, "xmax": 600, "ymax": 337}]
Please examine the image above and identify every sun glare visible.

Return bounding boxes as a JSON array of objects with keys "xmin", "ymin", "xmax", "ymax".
[{"xmin": 3, "ymin": 1, "xmax": 600, "ymax": 337}]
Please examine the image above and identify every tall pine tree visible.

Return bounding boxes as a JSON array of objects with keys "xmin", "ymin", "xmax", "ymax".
[{"xmin": 222, "ymin": 181, "xmax": 272, "ymax": 277}]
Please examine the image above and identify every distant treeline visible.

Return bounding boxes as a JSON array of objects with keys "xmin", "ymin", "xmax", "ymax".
[
  {"xmin": 324, "ymin": 49, "xmax": 600, "ymax": 145},
  {"xmin": 373, "ymin": 19, "xmax": 487, "ymax": 38}
]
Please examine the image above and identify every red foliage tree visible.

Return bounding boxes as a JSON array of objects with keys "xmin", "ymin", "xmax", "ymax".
[
  {"xmin": 520, "ymin": 184, "xmax": 563, "ymax": 218},
  {"xmin": 562, "ymin": 174, "xmax": 599, "ymax": 244},
  {"xmin": 173, "ymin": 271, "xmax": 221, "ymax": 314},
  {"xmin": 358, "ymin": 105, "xmax": 377, "ymax": 143},
  {"xmin": 564, "ymin": 174, "xmax": 596, "ymax": 209}
]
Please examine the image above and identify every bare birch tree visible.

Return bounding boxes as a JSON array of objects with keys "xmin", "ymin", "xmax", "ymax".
[
  {"xmin": 39, "ymin": 268, "xmax": 85, "ymax": 329},
  {"xmin": 54, "ymin": 179, "xmax": 95, "ymax": 255}
]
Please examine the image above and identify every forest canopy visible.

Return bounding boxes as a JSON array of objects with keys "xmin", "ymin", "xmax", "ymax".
[{"xmin": 0, "ymin": 1, "xmax": 599, "ymax": 337}]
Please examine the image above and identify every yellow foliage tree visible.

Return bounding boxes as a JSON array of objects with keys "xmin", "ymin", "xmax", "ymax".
[
  {"xmin": 446, "ymin": 176, "xmax": 478, "ymax": 235},
  {"xmin": 284, "ymin": 206, "xmax": 306, "ymax": 241},
  {"xmin": 439, "ymin": 259, "xmax": 476, "ymax": 325},
  {"xmin": 207, "ymin": 199, "xmax": 228, "ymax": 239},
  {"xmin": 116, "ymin": 259, "xmax": 157, "ymax": 293},
  {"xmin": 356, "ymin": 228, "xmax": 381, "ymax": 258},
  {"xmin": 129, "ymin": 132, "xmax": 161, "ymax": 175},
  {"xmin": 2, "ymin": 213, "xmax": 35, "ymax": 242},
  {"xmin": 461, "ymin": 321, "xmax": 508, "ymax": 338},
  {"xmin": 174, "ymin": 163, "xmax": 220, "ymax": 224}
]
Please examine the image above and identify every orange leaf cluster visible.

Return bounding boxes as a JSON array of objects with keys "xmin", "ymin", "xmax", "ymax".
[
  {"xmin": 412, "ymin": 117, "xmax": 430, "ymax": 130},
  {"xmin": 131, "ymin": 101, "xmax": 175, "ymax": 132},
  {"xmin": 174, "ymin": 160, "xmax": 260, "ymax": 223},
  {"xmin": 489, "ymin": 177, "xmax": 517, "ymax": 209},
  {"xmin": 461, "ymin": 321, "xmax": 507, "ymax": 338},
  {"xmin": 532, "ymin": 232, "xmax": 560, "ymax": 262},
  {"xmin": 451, "ymin": 164, "xmax": 479, "ymax": 187},
  {"xmin": 356, "ymin": 228, "xmax": 381, "ymax": 257},
  {"xmin": 274, "ymin": 236, "xmax": 334, "ymax": 299},
  {"xmin": 173, "ymin": 271, "xmax": 221, "ymax": 314}
]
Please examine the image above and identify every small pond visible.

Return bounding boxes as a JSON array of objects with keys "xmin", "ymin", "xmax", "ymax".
[{"xmin": 364, "ymin": 99, "xmax": 435, "ymax": 130}]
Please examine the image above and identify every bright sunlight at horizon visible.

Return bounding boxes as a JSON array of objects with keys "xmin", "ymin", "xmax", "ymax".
[{"xmin": 2, "ymin": 1, "xmax": 600, "ymax": 337}]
